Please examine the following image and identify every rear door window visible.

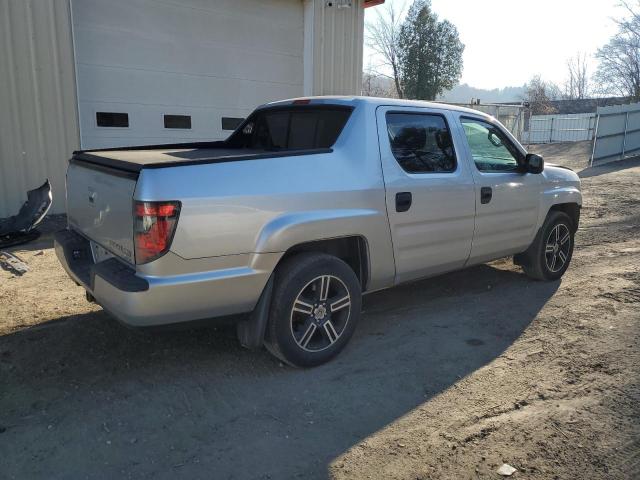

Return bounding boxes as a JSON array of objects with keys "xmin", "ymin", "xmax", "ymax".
[{"xmin": 385, "ymin": 112, "xmax": 456, "ymax": 173}]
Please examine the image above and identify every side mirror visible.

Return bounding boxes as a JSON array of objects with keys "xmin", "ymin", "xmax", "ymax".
[
  {"xmin": 525, "ymin": 153, "xmax": 544, "ymax": 174},
  {"xmin": 488, "ymin": 131, "xmax": 503, "ymax": 147}
]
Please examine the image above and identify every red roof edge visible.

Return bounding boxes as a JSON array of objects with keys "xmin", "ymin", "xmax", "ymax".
[{"xmin": 364, "ymin": 0, "xmax": 385, "ymax": 8}]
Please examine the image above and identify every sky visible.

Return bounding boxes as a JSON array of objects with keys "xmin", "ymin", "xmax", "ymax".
[{"xmin": 364, "ymin": 0, "xmax": 623, "ymax": 90}]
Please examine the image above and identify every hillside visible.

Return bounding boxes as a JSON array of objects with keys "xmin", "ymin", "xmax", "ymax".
[{"xmin": 438, "ymin": 83, "xmax": 526, "ymax": 103}]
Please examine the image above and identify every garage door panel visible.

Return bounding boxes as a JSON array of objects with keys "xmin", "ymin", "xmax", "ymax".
[
  {"xmin": 73, "ymin": 0, "xmax": 302, "ymax": 56},
  {"xmin": 166, "ymin": 0, "xmax": 305, "ymax": 25},
  {"xmin": 72, "ymin": 0, "xmax": 304, "ymax": 149},
  {"xmin": 74, "ymin": 27, "xmax": 303, "ymax": 87},
  {"xmin": 78, "ymin": 101, "xmax": 251, "ymax": 148},
  {"xmin": 76, "ymin": 65, "xmax": 299, "ymax": 109}
]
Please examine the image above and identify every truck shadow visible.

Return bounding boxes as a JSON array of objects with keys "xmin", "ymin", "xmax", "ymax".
[{"xmin": 0, "ymin": 262, "xmax": 558, "ymax": 479}]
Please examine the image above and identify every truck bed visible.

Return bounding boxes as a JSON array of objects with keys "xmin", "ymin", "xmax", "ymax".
[{"xmin": 73, "ymin": 144, "xmax": 333, "ymax": 173}]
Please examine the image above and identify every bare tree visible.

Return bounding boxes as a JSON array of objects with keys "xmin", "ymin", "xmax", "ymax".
[
  {"xmin": 362, "ymin": 71, "xmax": 379, "ymax": 97},
  {"xmin": 362, "ymin": 69, "xmax": 398, "ymax": 98},
  {"xmin": 564, "ymin": 53, "xmax": 590, "ymax": 99},
  {"xmin": 618, "ymin": 1, "xmax": 640, "ymax": 35},
  {"xmin": 524, "ymin": 75, "xmax": 560, "ymax": 115},
  {"xmin": 365, "ymin": 1, "xmax": 406, "ymax": 98},
  {"xmin": 594, "ymin": 1, "xmax": 640, "ymax": 100}
]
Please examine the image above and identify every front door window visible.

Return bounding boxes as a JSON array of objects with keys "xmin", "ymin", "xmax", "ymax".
[{"xmin": 461, "ymin": 117, "xmax": 522, "ymax": 172}]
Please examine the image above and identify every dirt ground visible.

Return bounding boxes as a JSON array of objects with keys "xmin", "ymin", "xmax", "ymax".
[{"xmin": 1, "ymin": 141, "xmax": 639, "ymax": 479}]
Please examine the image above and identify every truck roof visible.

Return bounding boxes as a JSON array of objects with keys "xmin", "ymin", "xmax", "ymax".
[
  {"xmin": 72, "ymin": 96, "xmax": 494, "ymax": 174},
  {"xmin": 262, "ymin": 95, "xmax": 493, "ymax": 118}
]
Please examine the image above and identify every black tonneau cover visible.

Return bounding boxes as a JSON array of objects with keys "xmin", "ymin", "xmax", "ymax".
[{"xmin": 72, "ymin": 146, "xmax": 333, "ymax": 173}]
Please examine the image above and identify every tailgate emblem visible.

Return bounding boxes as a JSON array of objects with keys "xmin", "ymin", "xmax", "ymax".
[{"xmin": 88, "ymin": 190, "xmax": 97, "ymax": 204}]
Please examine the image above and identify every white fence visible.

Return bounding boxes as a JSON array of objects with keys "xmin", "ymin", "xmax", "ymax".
[
  {"xmin": 591, "ymin": 102, "xmax": 640, "ymax": 165},
  {"xmin": 523, "ymin": 113, "xmax": 596, "ymax": 144}
]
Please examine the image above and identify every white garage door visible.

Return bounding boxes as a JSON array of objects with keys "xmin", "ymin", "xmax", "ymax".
[{"xmin": 71, "ymin": 0, "xmax": 304, "ymax": 149}]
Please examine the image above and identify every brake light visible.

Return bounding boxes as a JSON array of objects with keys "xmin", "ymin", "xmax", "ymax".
[{"xmin": 134, "ymin": 201, "xmax": 180, "ymax": 264}]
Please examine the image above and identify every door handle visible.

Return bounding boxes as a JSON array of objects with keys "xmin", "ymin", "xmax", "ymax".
[
  {"xmin": 480, "ymin": 186, "xmax": 492, "ymax": 204},
  {"xmin": 395, "ymin": 192, "xmax": 412, "ymax": 212}
]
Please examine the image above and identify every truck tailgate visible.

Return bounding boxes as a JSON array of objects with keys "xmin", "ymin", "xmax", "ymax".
[{"xmin": 66, "ymin": 161, "xmax": 137, "ymax": 265}]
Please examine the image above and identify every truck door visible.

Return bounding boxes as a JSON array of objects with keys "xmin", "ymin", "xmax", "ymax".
[
  {"xmin": 454, "ymin": 114, "xmax": 542, "ymax": 264},
  {"xmin": 376, "ymin": 106, "xmax": 476, "ymax": 284}
]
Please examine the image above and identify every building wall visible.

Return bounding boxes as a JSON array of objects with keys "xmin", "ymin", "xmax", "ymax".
[
  {"xmin": 305, "ymin": 0, "xmax": 365, "ymax": 96},
  {"xmin": 72, "ymin": 0, "xmax": 305, "ymax": 149},
  {"xmin": 0, "ymin": 0, "xmax": 79, "ymax": 217},
  {"xmin": 0, "ymin": 0, "xmax": 366, "ymax": 219}
]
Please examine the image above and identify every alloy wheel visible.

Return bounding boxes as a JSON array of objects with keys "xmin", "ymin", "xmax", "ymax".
[
  {"xmin": 289, "ymin": 275, "xmax": 351, "ymax": 352},
  {"xmin": 545, "ymin": 223, "xmax": 571, "ymax": 273}
]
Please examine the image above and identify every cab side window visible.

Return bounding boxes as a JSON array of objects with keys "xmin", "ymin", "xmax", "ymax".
[
  {"xmin": 386, "ymin": 113, "xmax": 456, "ymax": 173},
  {"xmin": 461, "ymin": 117, "xmax": 522, "ymax": 172}
]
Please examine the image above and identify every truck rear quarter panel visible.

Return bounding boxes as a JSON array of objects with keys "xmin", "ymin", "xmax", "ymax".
[{"xmin": 134, "ymin": 103, "xmax": 396, "ymax": 291}]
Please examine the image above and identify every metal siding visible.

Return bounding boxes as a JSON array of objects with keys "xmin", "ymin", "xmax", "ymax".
[
  {"xmin": 311, "ymin": 0, "xmax": 364, "ymax": 95},
  {"xmin": 592, "ymin": 102, "xmax": 640, "ymax": 164},
  {"xmin": 0, "ymin": 0, "xmax": 79, "ymax": 218},
  {"xmin": 72, "ymin": 0, "xmax": 305, "ymax": 148},
  {"xmin": 0, "ymin": 0, "xmax": 366, "ymax": 217}
]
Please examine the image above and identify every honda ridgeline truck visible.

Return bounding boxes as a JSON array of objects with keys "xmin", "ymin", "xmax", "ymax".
[{"xmin": 55, "ymin": 97, "xmax": 582, "ymax": 367}]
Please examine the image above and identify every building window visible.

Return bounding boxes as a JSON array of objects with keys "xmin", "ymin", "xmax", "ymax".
[
  {"xmin": 164, "ymin": 114, "xmax": 192, "ymax": 129},
  {"xmin": 96, "ymin": 112, "xmax": 129, "ymax": 128},
  {"xmin": 222, "ymin": 117, "xmax": 245, "ymax": 131},
  {"xmin": 385, "ymin": 112, "xmax": 457, "ymax": 173}
]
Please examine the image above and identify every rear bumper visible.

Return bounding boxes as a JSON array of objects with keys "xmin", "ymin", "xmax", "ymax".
[{"xmin": 54, "ymin": 229, "xmax": 274, "ymax": 327}]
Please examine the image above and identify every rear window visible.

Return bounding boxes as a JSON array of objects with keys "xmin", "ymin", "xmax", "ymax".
[{"xmin": 227, "ymin": 107, "xmax": 352, "ymax": 150}]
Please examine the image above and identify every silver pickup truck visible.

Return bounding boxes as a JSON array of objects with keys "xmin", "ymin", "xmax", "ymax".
[{"xmin": 55, "ymin": 96, "xmax": 582, "ymax": 367}]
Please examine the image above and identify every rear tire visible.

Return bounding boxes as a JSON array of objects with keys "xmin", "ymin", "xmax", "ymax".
[
  {"xmin": 518, "ymin": 211, "xmax": 574, "ymax": 281},
  {"xmin": 264, "ymin": 253, "xmax": 361, "ymax": 368}
]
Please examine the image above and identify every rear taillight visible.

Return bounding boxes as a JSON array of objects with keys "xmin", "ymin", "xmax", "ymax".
[{"xmin": 134, "ymin": 201, "xmax": 181, "ymax": 264}]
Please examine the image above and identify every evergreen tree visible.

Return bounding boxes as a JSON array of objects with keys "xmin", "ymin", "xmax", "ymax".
[{"xmin": 398, "ymin": 0, "xmax": 464, "ymax": 100}]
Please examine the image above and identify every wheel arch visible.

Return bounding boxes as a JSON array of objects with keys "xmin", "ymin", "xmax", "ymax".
[
  {"xmin": 548, "ymin": 202, "xmax": 581, "ymax": 232},
  {"xmin": 277, "ymin": 236, "xmax": 370, "ymax": 291},
  {"xmin": 254, "ymin": 209, "xmax": 381, "ymax": 290},
  {"xmin": 238, "ymin": 238, "xmax": 369, "ymax": 352},
  {"xmin": 537, "ymin": 185, "xmax": 581, "ymax": 233},
  {"xmin": 516, "ymin": 201, "xmax": 580, "ymax": 269}
]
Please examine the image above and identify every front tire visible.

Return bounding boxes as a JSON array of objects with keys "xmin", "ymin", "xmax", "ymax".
[
  {"xmin": 518, "ymin": 211, "xmax": 575, "ymax": 281},
  {"xmin": 264, "ymin": 253, "xmax": 362, "ymax": 368}
]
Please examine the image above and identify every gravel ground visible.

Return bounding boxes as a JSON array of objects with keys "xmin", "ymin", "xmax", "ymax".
[{"xmin": 1, "ymin": 142, "xmax": 639, "ymax": 479}]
